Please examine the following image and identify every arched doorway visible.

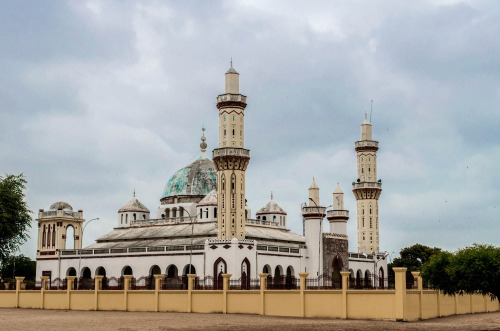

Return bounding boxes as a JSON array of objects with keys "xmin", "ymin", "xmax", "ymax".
[
  {"xmin": 378, "ymin": 267, "xmax": 385, "ymax": 289},
  {"xmin": 96, "ymin": 267, "xmax": 107, "ymax": 289},
  {"xmin": 241, "ymin": 258, "xmax": 250, "ymax": 290},
  {"xmin": 274, "ymin": 265, "xmax": 283, "ymax": 288},
  {"xmin": 356, "ymin": 269, "xmax": 363, "ymax": 288},
  {"xmin": 332, "ymin": 256, "xmax": 343, "ymax": 289},
  {"xmin": 214, "ymin": 258, "xmax": 227, "ymax": 290},
  {"xmin": 286, "ymin": 266, "xmax": 295, "ymax": 289},
  {"xmin": 149, "ymin": 265, "xmax": 161, "ymax": 289},
  {"xmin": 122, "ymin": 266, "xmax": 133, "ymax": 276},
  {"xmin": 166, "ymin": 265, "xmax": 178, "ymax": 278},
  {"xmin": 81, "ymin": 267, "xmax": 91, "ymax": 279},
  {"xmin": 364, "ymin": 270, "xmax": 372, "ymax": 288},
  {"xmin": 67, "ymin": 267, "xmax": 77, "ymax": 277}
]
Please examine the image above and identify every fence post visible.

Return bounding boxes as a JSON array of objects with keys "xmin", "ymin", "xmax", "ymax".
[
  {"xmin": 123, "ymin": 275, "xmax": 133, "ymax": 311},
  {"xmin": 258, "ymin": 273, "xmax": 268, "ymax": 316},
  {"xmin": 187, "ymin": 274, "xmax": 196, "ymax": 313},
  {"xmin": 341, "ymin": 271, "xmax": 350, "ymax": 319},
  {"xmin": 15, "ymin": 277, "xmax": 24, "ymax": 308},
  {"xmin": 298, "ymin": 272, "xmax": 308, "ymax": 318},
  {"xmin": 222, "ymin": 274, "xmax": 232, "ymax": 314},
  {"xmin": 154, "ymin": 274, "xmax": 164, "ymax": 312},
  {"xmin": 411, "ymin": 271, "xmax": 422, "ymax": 320},
  {"xmin": 394, "ymin": 267, "xmax": 407, "ymax": 321},
  {"xmin": 94, "ymin": 275, "xmax": 103, "ymax": 311},
  {"xmin": 437, "ymin": 290, "xmax": 441, "ymax": 317},
  {"xmin": 40, "ymin": 276, "xmax": 49, "ymax": 309},
  {"xmin": 66, "ymin": 276, "xmax": 76, "ymax": 310}
]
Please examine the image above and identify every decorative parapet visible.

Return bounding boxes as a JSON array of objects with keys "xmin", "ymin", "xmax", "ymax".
[
  {"xmin": 302, "ymin": 206, "xmax": 326, "ymax": 219},
  {"xmin": 213, "ymin": 148, "xmax": 250, "ymax": 158},
  {"xmin": 352, "ymin": 182, "xmax": 382, "ymax": 190},
  {"xmin": 246, "ymin": 218, "xmax": 279, "ymax": 227},
  {"xmin": 216, "ymin": 93, "xmax": 247, "ymax": 108},
  {"xmin": 59, "ymin": 244, "xmax": 205, "ymax": 257},
  {"xmin": 326, "ymin": 210, "xmax": 349, "ymax": 220},
  {"xmin": 355, "ymin": 140, "xmax": 379, "ymax": 151},
  {"xmin": 38, "ymin": 210, "xmax": 81, "ymax": 219},
  {"xmin": 323, "ymin": 232, "xmax": 348, "ymax": 240},
  {"xmin": 131, "ymin": 216, "xmax": 197, "ymax": 227}
]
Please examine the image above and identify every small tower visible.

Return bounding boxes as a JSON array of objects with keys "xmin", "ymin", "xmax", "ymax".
[
  {"xmin": 118, "ymin": 191, "xmax": 150, "ymax": 227},
  {"xmin": 302, "ymin": 178, "xmax": 326, "ymax": 276},
  {"xmin": 326, "ymin": 183, "xmax": 349, "ymax": 235},
  {"xmin": 213, "ymin": 61, "xmax": 250, "ymax": 239},
  {"xmin": 37, "ymin": 202, "xmax": 84, "ymax": 259},
  {"xmin": 255, "ymin": 192, "xmax": 287, "ymax": 228},
  {"xmin": 353, "ymin": 114, "xmax": 382, "ymax": 254}
]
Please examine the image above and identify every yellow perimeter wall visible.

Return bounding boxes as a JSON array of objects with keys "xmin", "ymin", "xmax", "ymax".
[{"xmin": 1, "ymin": 270, "xmax": 498, "ymax": 321}]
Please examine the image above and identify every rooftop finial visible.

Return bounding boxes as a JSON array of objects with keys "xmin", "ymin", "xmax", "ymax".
[
  {"xmin": 370, "ymin": 99, "xmax": 373, "ymax": 122},
  {"xmin": 133, "ymin": 188, "xmax": 135, "ymax": 198},
  {"xmin": 271, "ymin": 191, "xmax": 273, "ymax": 200},
  {"xmin": 200, "ymin": 127, "xmax": 208, "ymax": 158},
  {"xmin": 230, "ymin": 57, "xmax": 233, "ymax": 68},
  {"xmin": 364, "ymin": 111, "xmax": 367, "ymax": 120}
]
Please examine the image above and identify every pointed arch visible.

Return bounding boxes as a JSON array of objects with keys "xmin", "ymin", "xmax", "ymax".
[
  {"xmin": 241, "ymin": 258, "xmax": 250, "ymax": 289},
  {"xmin": 214, "ymin": 257, "xmax": 227, "ymax": 290}
]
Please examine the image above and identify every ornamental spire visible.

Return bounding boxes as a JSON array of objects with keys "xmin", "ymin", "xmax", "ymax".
[{"xmin": 200, "ymin": 127, "xmax": 207, "ymax": 158}]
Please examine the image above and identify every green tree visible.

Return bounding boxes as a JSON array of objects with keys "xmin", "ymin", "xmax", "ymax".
[
  {"xmin": 0, "ymin": 174, "xmax": 32, "ymax": 262},
  {"xmin": 422, "ymin": 244, "xmax": 500, "ymax": 301},
  {"xmin": 0, "ymin": 254, "xmax": 36, "ymax": 280},
  {"xmin": 388, "ymin": 243, "xmax": 442, "ymax": 277}
]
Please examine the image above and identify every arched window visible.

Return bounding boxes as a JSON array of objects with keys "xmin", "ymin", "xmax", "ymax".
[
  {"xmin": 47, "ymin": 225, "xmax": 52, "ymax": 248},
  {"xmin": 126, "ymin": 214, "xmax": 128, "ymax": 223},
  {"xmin": 42, "ymin": 225, "xmax": 46, "ymax": 248},
  {"xmin": 214, "ymin": 207, "xmax": 217, "ymax": 218},
  {"xmin": 121, "ymin": 214, "xmax": 123, "ymax": 224},
  {"xmin": 263, "ymin": 216, "xmax": 267, "ymax": 221},
  {"xmin": 65, "ymin": 225, "xmax": 75, "ymax": 250},
  {"xmin": 165, "ymin": 208, "xmax": 170, "ymax": 219},
  {"xmin": 142, "ymin": 214, "xmax": 146, "ymax": 220},
  {"xmin": 205, "ymin": 208, "xmax": 209, "ymax": 219},
  {"xmin": 67, "ymin": 267, "xmax": 77, "ymax": 277},
  {"xmin": 133, "ymin": 213, "xmax": 136, "ymax": 221},
  {"xmin": 122, "ymin": 266, "xmax": 133, "ymax": 276},
  {"xmin": 200, "ymin": 209, "xmax": 203, "ymax": 219}
]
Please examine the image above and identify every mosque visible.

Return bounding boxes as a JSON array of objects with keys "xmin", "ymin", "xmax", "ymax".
[{"xmin": 35, "ymin": 64, "xmax": 388, "ymax": 288}]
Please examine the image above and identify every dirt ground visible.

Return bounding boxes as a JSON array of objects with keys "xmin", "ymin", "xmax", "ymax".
[{"xmin": 0, "ymin": 308, "xmax": 499, "ymax": 331}]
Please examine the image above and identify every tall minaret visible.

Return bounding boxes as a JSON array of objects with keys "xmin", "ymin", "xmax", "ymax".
[
  {"xmin": 352, "ymin": 114, "xmax": 382, "ymax": 253},
  {"xmin": 213, "ymin": 62, "xmax": 250, "ymax": 239},
  {"xmin": 326, "ymin": 183, "xmax": 349, "ymax": 235},
  {"xmin": 302, "ymin": 178, "xmax": 326, "ymax": 276}
]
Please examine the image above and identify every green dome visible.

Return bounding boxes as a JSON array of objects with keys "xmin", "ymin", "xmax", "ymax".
[{"xmin": 162, "ymin": 158, "xmax": 217, "ymax": 198}]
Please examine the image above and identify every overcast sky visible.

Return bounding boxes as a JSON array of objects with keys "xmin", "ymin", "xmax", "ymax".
[{"xmin": 1, "ymin": 0, "xmax": 499, "ymax": 260}]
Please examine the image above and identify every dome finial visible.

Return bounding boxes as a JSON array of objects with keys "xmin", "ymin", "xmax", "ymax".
[
  {"xmin": 200, "ymin": 127, "xmax": 208, "ymax": 158},
  {"xmin": 271, "ymin": 191, "xmax": 273, "ymax": 200},
  {"xmin": 133, "ymin": 188, "xmax": 135, "ymax": 198}
]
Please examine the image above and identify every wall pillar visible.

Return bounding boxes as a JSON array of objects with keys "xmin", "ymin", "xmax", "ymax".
[
  {"xmin": 341, "ymin": 271, "xmax": 350, "ymax": 319},
  {"xmin": 437, "ymin": 290, "xmax": 442, "ymax": 317},
  {"xmin": 394, "ymin": 267, "xmax": 407, "ymax": 321},
  {"xmin": 123, "ymin": 275, "xmax": 133, "ymax": 311},
  {"xmin": 15, "ymin": 277, "xmax": 24, "ymax": 308},
  {"xmin": 187, "ymin": 274, "xmax": 196, "ymax": 313},
  {"xmin": 154, "ymin": 274, "xmax": 164, "ymax": 312},
  {"xmin": 298, "ymin": 272, "xmax": 308, "ymax": 317},
  {"xmin": 66, "ymin": 276, "xmax": 76, "ymax": 310},
  {"xmin": 222, "ymin": 274, "xmax": 232, "ymax": 314},
  {"xmin": 411, "ymin": 271, "xmax": 422, "ymax": 320},
  {"xmin": 94, "ymin": 275, "xmax": 103, "ymax": 310},
  {"xmin": 40, "ymin": 276, "xmax": 50, "ymax": 309},
  {"xmin": 258, "ymin": 273, "xmax": 268, "ymax": 316}
]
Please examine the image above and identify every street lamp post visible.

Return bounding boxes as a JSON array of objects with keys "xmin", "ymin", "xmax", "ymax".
[
  {"xmin": 77, "ymin": 217, "xmax": 99, "ymax": 289},
  {"xmin": 179, "ymin": 208, "xmax": 200, "ymax": 276}
]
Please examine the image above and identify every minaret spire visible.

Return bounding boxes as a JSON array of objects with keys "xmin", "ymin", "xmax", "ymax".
[{"xmin": 200, "ymin": 127, "xmax": 207, "ymax": 159}]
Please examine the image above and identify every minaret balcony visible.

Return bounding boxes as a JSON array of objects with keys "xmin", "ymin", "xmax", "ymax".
[
  {"xmin": 216, "ymin": 93, "xmax": 247, "ymax": 109},
  {"xmin": 355, "ymin": 140, "xmax": 379, "ymax": 151},
  {"xmin": 327, "ymin": 210, "xmax": 349, "ymax": 220},
  {"xmin": 38, "ymin": 210, "xmax": 81, "ymax": 219},
  {"xmin": 213, "ymin": 148, "xmax": 250, "ymax": 158},
  {"xmin": 352, "ymin": 182, "xmax": 382, "ymax": 190},
  {"xmin": 302, "ymin": 206, "xmax": 326, "ymax": 219}
]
